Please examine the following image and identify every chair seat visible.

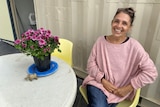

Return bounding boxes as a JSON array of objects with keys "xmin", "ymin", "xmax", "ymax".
[
  {"xmin": 116, "ymin": 100, "xmax": 132, "ymax": 107},
  {"xmin": 79, "ymin": 85, "xmax": 141, "ymax": 107}
]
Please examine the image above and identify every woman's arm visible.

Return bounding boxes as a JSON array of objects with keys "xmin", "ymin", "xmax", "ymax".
[
  {"xmin": 86, "ymin": 42, "xmax": 105, "ymax": 83},
  {"xmin": 130, "ymin": 45, "xmax": 158, "ymax": 89}
]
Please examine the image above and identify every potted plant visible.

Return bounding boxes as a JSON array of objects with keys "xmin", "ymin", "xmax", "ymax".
[{"xmin": 14, "ymin": 28, "xmax": 61, "ymax": 72}]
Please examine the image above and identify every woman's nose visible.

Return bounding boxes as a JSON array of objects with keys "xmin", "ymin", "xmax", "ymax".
[{"xmin": 117, "ymin": 22, "xmax": 122, "ymax": 28}]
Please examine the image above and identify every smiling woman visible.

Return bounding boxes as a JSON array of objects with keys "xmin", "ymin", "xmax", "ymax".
[{"xmin": 82, "ymin": 7, "xmax": 158, "ymax": 107}]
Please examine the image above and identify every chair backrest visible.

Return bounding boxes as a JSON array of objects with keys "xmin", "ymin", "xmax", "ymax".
[
  {"xmin": 79, "ymin": 85, "xmax": 141, "ymax": 107},
  {"xmin": 51, "ymin": 38, "xmax": 73, "ymax": 66}
]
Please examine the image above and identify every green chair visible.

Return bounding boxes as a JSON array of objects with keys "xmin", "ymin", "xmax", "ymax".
[
  {"xmin": 79, "ymin": 85, "xmax": 141, "ymax": 107},
  {"xmin": 51, "ymin": 38, "xmax": 73, "ymax": 66}
]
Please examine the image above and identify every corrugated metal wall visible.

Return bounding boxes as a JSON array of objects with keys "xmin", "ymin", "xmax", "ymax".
[{"xmin": 34, "ymin": 0, "xmax": 160, "ymax": 106}]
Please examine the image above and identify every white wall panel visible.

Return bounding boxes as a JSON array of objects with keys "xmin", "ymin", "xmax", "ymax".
[{"xmin": 0, "ymin": 0, "xmax": 14, "ymax": 41}]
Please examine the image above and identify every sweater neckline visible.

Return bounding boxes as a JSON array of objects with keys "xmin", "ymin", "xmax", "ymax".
[{"xmin": 104, "ymin": 36, "xmax": 130, "ymax": 46}]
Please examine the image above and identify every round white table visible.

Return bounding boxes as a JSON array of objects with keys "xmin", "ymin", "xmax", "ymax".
[{"xmin": 0, "ymin": 53, "xmax": 77, "ymax": 107}]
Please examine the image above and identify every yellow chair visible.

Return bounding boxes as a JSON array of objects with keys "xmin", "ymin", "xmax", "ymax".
[
  {"xmin": 79, "ymin": 85, "xmax": 141, "ymax": 107},
  {"xmin": 79, "ymin": 85, "xmax": 89, "ymax": 104},
  {"xmin": 51, "ymin": 38, "xmax": 73, "ymax": 66}
]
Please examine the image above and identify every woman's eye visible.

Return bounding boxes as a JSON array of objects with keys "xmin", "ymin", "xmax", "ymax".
[
  {"xmin": 123, "ymin": 23, "xmax": 127, "ymax": 25},
  {"xmin": 113, "ymin": 20, "xmax": 119, "ymax": 23},
  {"xmin": 122, "ymin": 21, "xmax": 128, "ymax": 25},
  {"xmin": 113, "ymin": 19, "xmax": 128, "ymax": 26}
]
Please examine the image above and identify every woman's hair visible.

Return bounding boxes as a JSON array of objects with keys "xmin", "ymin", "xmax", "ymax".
[{"xmin": 113, "ymin": 7, "xmax": 135, "ymax": 26}]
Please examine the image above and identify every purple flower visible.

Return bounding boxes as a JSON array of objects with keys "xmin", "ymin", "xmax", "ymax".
[
  {"xmin": 14, "ymin": 39, "xmax": 21, "ymax": 44},
  {"xmin": 46, "ymin": 30, "xmax": 51, "ymax": 35},
  {"xmin": 14, "ymin": 27, "xmax": 61, "ymax": 59},
  {"xmin": 53, "ymin": 36, "xmax": 59, "ymax": 43},
  {"xmin": 38, "ymin": 39, "xmax": 46, "ymax": 46},
  {"xmin": 43, "ymin": 47, "xmax": 51, "ymax": 53},
  {"xmin": 22, "ymin": 43, "xmax": 27, "ymax": 48},
  {"xmin": 30, "ymin": 35, "xmax": 37, "ymax": 41},
  {"xmin": 26, "ymin": 36, "xmax": 31, "ymax": 40}
]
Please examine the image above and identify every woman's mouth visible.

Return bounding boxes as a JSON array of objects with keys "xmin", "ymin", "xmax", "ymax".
[{"xmin": 114, "ymin": 28, "xmax": 122, "ymax": 33}]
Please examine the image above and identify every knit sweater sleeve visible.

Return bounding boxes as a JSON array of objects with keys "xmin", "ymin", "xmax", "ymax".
[
  {"xmin": 130, "ymin": 42, "xmax": 158, "ymax": 89},
  {"xmin": 86, "ymin": 37, "xmax": 104, "ymax": 83}
]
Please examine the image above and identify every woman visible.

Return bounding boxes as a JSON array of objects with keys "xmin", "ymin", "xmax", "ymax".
[{"xmin": 82, "ymin": 7, "xmax": 158, "ymax": 107}]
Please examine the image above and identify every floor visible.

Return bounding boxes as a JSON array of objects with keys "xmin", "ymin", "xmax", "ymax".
[{"xmin": 0, "ymin": 39, "xmax": 87, "ymax": 107}]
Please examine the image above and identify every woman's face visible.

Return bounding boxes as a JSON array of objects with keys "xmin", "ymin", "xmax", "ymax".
[{"xmin": 111, "ymin": 12, "xmax": 132, "ymax": 37}]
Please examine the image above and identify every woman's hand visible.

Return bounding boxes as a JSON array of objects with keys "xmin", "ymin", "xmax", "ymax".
[
  {"xmin": 101, "ymin": 78, "xmax": 134, "ymax": 97},
  {"xmin": 113, "ymin": 84, "xmax": 134, "ymax": 97},
  {"xmin": 101, "ymin": 78, "xmax": 117, "ymax": 93}
]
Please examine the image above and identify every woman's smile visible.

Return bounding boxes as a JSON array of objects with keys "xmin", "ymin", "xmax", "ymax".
[
  {"xmin": 111, "ymin": 12, "xmax": 131, "ymax": 37},
  {"xmin": 114, "ymin": 28, "xmax": 122, "ymax": 34}
]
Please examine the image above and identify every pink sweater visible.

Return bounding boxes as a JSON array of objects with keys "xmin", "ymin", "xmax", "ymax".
[{"xmin": 82, "ymin": 36, "xmax": 158, "ymax": 103}]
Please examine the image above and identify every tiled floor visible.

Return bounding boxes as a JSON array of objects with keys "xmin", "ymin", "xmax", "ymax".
[{"xmin": 0, "ymin": 39, "xmax": 87, "ymax": 107}]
